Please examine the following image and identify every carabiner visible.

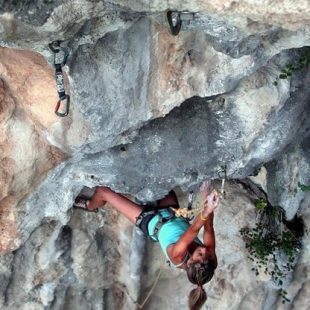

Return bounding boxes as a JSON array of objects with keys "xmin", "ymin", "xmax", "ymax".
[
  {"xmin": 167, "ymin": 10, "xmax": 182, "ymax": 36},
  {"xmin": 53, "ymin": 47, "xmax": 69, "ymax": 67},
  {"xmin": 167, "ymin": 11, "xmax": 197, "ymax": 36},
  {"xmin": 49, "ymin": 41, "xmax": 69, "ymax": 66},
  {"xmin": 49, "ymin": 40, "xmax": 62, "ymax": 53},
  {"xmin": 217, "ymin": 165, "xmax": 227, "ymax": 199},
  {"xmin": 187, "ymin": 191, "xmax": 194, "ymax": 210},
  {"xmin": 55, "ymin": 95, "xmax": 70, "ymax": 117}
]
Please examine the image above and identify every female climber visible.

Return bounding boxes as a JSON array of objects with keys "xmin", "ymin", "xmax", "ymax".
[{"xmin": 74, "ymin": 182, "xmax": 219, "ymax": 310}]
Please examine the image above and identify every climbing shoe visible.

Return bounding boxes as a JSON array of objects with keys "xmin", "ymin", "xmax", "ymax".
[{"xmin": 73, "ymin": 196, "xmax": 98, "ymax": 213}]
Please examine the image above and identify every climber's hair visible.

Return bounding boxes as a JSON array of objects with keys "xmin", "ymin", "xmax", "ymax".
[{"xmin": 186, "ymin": 259, "xmax": 215, "ymax": 310}]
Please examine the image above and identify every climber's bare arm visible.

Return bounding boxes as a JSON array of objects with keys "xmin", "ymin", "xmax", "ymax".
[
  {"xmin": 170, "ymin": 191, "xmax": 219, "ymax": 261},
  {"xmin": 170, "ymin": 215, "xmax": 207, "ymax": 261},
  {"xmin": 203, "ymin": 212, "xmax": 217, "ymax": 268}
]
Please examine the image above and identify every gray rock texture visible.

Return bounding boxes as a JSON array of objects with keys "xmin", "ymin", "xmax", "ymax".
[
  {"xmin": 267, "ymin": 140, "xmax": 310, "ymax": 220},
  {"xmin": 0, "ymin": 1, "xmax": 309, "ymax": 309}
]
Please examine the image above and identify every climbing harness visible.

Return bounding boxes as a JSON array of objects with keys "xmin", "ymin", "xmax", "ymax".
[
  {"xmin": 166, "ymin": 10, "xmax": 196, "ymax": 36},
  {"xmin": 151, "ymin": 208, "xmax": 176, "ymax": 241},
  {"xmin": 136, "ymin": 206, "xmax": 177, "ymax": 241},
  {"xmin": 139, "ymin": 189, "xmax": 206, "ymax": 240},
  {"xmin": 49, "ymin": 41, "xmax": 70, "ymax": 117},
  {"xmin": 137, "ymin": 181, "xmax": 220, "ymax": 240}
]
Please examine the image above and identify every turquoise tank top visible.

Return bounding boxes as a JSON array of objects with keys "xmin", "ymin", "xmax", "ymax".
[{"xmin": 148, "ymin": 209, "xmax": 202, "ymax": 266}]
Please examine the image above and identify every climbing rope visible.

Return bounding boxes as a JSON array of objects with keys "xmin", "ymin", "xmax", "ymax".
[
  {"xmin": 136, "ymin": 262, "xmax": 163, "ymax": 309},
  {"xmin": 171, "ymin": 190, "xmax": 196, "ymax": 219},
  {"xmin": 172, "ymin": 205, "xmax": 197, "ymax": 219},
  {"xmin": 172, "ymin": 187, "xmax": 208, "ymax": 219},
  {"xmin": 49, "ymin": 40, "xmax": 70, "ymax": 117}
]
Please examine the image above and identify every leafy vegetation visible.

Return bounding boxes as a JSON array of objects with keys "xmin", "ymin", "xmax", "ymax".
[
  {"xmin": 298, "ymin": 182, "xmax": 310, "ymax": 192},
  {"xmin": 255, "ymin": 198, "xmax": 267, "ymax": 210},
  {"xmin": 273, "ymin": 49, "xmax": 310, "ymax": 85},
  {"xmin": 240, "ymin": 200, "xmax": 302, "ymax": 304}
]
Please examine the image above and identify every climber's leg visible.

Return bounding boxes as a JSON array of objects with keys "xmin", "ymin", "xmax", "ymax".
[
  {"xmin": 87, "ymin": 186, "xmax": 143, "ymax": 223},
  {"xmin": 156, "ymin": 190, "xmax": 179, "ymax": 208}
]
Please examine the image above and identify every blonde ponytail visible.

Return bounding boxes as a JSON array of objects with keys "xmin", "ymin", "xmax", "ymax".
[
  {"xmin": 186, "ymin": 259, "xmax": 215, "ymax": 309},
  {"xmin": 188, "ymin": 285, "xmax": 207, "ymax": 310}
]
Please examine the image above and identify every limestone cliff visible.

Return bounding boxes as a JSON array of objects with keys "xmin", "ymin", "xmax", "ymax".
[{"xmin": 0, "ymin": 1, "xmax": 309, "ymax": 309}]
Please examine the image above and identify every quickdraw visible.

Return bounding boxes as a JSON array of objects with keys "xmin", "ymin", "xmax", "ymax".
[
  {"xmin": 49, "ymin": 41, "xmax": 70, "ymax": 117},
  {"xmin": 172, "ymin": 190, "xmax": 195, "ymax": 219},
  {"xmin": 172, "ymin": 180, "xmax": 220, "ymax": 219},
  {"xmin": 167, "ymin": 10, "xmax": 182, "ymax": 35},
  {"xmin": 217, "ymin": 165, "xmax": 227, "ymax": 199},
  {"xmin": 187, "ymin": 190, "xmax": 194, "ymax": 210}
]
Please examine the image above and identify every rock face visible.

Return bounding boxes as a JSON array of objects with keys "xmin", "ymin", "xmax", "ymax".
[
  {"xmin": 0, "ymin": 47, "xmax": 88, "ymax": 253},
  {"xmin": 0, "ymin": 1, "xmax": 309, "ymax": 309}
]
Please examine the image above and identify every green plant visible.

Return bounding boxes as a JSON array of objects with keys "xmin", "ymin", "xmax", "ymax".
[
  {"xmin": 273, "ymin": 49, "xmax": 310, "ymax": 85},
  {"xmin": 255, "ymin": 198, "xmax": 267, "ymax": 210},
  {"xmin": 279, "ymin": 288, "xmax": 290, "ymax": 304},
  {"xmin": 298, "ymin": 182, "xmax": 310, "ymax": 192},
  {"xmin": 240, "ymin": 201, "xmax": 302, "ymax": 304}
]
